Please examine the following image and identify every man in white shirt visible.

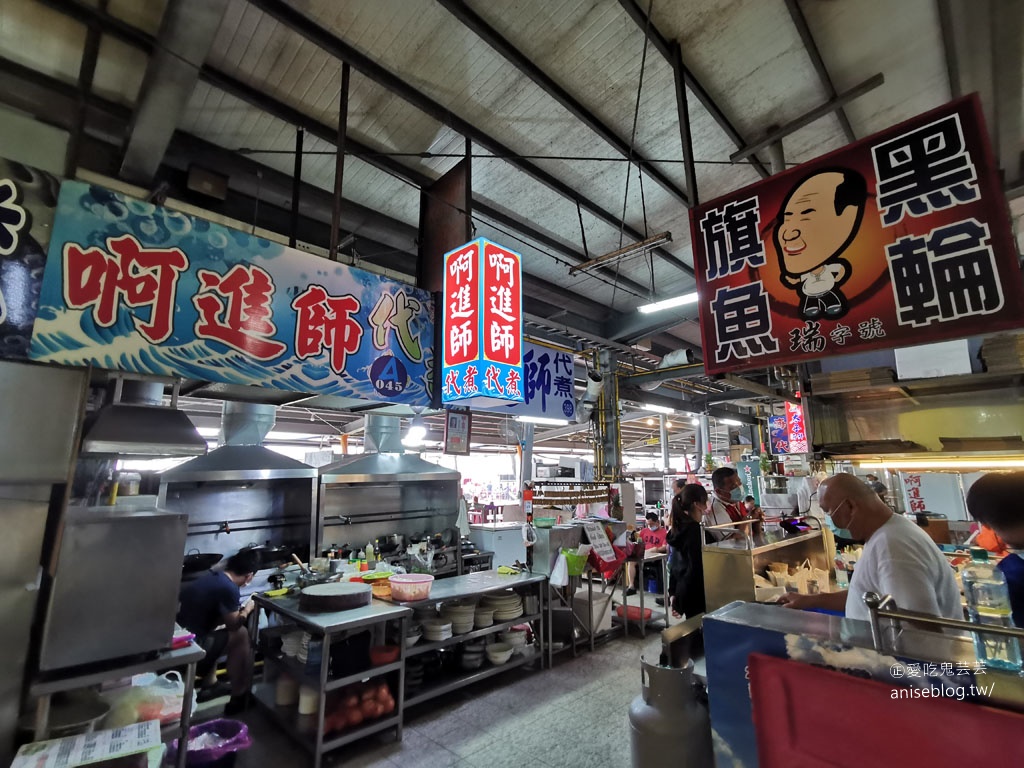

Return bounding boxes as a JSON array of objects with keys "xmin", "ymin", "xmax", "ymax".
[{"xmin": 780, "ymin": 472, "xmax": 961, "ymax": 621}]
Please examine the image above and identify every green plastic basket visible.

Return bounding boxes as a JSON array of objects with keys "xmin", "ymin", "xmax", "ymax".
[{"xmin": 561, "ymin": 548, "xmax": 587, "ymax": 576}]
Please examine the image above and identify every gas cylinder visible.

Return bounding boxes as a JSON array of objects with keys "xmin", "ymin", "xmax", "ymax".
[{"xmin": 629, "ymin": 655, "xmax": 713, "ymax": 768}]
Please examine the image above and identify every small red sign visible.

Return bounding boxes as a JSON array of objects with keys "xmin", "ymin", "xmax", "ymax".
[{"xmin": 443, "ymin": 243, "xmax": 479, "ymax": 367}]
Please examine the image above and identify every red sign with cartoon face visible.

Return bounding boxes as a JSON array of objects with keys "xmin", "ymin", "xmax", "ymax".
[{"xmin": 690, "ymin": 95, "xmax": 1024, "ymax": 374}]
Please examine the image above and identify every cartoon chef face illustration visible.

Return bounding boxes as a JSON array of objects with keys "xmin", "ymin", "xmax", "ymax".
[{"xmin": 773, "ymin": 169, "xmax": 867, "ymax": 321}]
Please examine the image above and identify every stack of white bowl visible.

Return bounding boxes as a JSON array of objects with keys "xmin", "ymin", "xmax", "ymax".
[
  {"xmin": 405, "ymin": 623, "xmax": 423, "ymax": 648},
  {"xmin": 473, "ymin": 607, "xmax": 495, "ymax": 629},
  {"xmin": 480, "ymin": 592, "xmax": 523, "ymax": 622},
  {"xmin": 421, "ymin": 619, "xmax": 453, "ymax": 642},
  {"xmin": 460, "ymin": 640, "xmax": 486, "ymax": 670},
  {"xmin": 414, "ymin": 605, "xmax": 439, "ymax": 623},
  {"xmin": 440, "ymin": 601, "xmax": 477, "ymax": 634},
  {"xmin": 499, "ymin": 628, "xmax": 529, "ymax": 655},
  {"xmin": 485, "ymin": 641, "xmax": 514, "ymax": 666}
]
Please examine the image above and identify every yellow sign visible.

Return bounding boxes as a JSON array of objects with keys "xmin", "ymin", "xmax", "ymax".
[{"xmin": 644, "ymin": 437, "xmax": 660, "ymax": 446}]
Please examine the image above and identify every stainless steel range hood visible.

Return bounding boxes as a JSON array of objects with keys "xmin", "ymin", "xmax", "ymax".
[
  {"xmin": 160, "ymin": 401, "xmax": 316, "ymax": 483},
  {"xmin": 81, "ymin": 380, "xmax": 207, "ymax": 457},
  {"xmin": 319, "ymin": 414, "xmax": 460, "ymax": 484}
]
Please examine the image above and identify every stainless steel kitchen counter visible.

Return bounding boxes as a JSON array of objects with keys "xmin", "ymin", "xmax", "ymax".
[
  {"xmin": 253, "ymin": 594, "xmax": 411, "ymax": 635},
  {"xmin": 384, "ymin": 569, "xmax": 546, "ymax": 606}
]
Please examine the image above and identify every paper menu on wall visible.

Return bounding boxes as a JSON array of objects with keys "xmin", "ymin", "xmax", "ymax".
[
  {"xmin": 582, "ymin": 521, "xmax": 616, "ymax": 562},
  {"xmin": 12, "ymin": 720, "xmax": 162, "ymax": 768}
]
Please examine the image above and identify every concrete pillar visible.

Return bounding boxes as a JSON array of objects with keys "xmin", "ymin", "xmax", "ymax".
[{"xmin": 520, "ymin": 422, "xmax": 534, "ymax": 485}]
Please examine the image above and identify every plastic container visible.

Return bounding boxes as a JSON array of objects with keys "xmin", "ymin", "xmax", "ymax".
[
  {"xmin": 298, "ymin": 685, "xmax": 319, "ymax": 715},
  {"xmin": 962, "ymin": 549, "xmax": 1023, "ymax": 672},
  {"xmin": 389, "ymin": 573, "xmax": 434, "ymax": 601},
  {"xmin": 561, "ymin": 548, "xmax": 587, "ymax": 576},
  {"xmin": 167, "ymin": 719, "xmax": 251, "ymax": 768},
  {"xmin": 534, "ymin": 517, "xmax": 557, "ymax": 528},
  {"xmin": 369, "ymin": 645, "xmax": 401, "ymax": 666}
]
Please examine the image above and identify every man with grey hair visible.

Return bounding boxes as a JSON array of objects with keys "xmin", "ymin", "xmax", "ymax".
[{"xmin": 780, "ymin": 473, "xmax": 960, "ymax": 621}]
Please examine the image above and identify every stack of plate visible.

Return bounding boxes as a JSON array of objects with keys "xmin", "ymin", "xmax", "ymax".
[
  {"xmin": 480, "ymin": 592, "xmax": 523, "ymax": 622},
  {"xmin": 421, "ymin": 619, "xmax": 453, "ymax": 642},
  {"xmin": 440, "ymin": 601, "xmax": 477, "ymax": 634},
  {"xmin": 460, "ymin": 640, "xmax": 486, "ymax": 670},
  {"xmin": 473, "ymin": 607, "xmax": 495, "ymax": 628},
  {"xmin": 281, "ymin": 631, "xmax": 304, "ymax": 658}
]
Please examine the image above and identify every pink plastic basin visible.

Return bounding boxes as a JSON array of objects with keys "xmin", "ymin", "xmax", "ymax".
[{"xmin": 389, "ymin": 573, "xmax": 434, "ymax": 601}]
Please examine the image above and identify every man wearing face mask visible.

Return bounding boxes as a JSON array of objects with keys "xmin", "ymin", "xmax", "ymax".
[
  {"xmin": 780, "ymin": 473, "xmax": 960, "ymax": 620},
  {"xmin": 706, "ymin": 467, "xmax": 763, "ymax": 539},
  {"xmin": 966, "ymin": 472, "xmax": 1024, "ymax": 628}
]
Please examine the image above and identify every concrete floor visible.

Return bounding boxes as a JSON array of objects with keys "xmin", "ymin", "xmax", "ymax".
[{"xmin": 197, "ymin": 620, "xmax": 668, "ymax": 768}]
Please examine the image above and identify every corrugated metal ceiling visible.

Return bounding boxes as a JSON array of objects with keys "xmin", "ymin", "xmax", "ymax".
[{"xmin": 0, "ymin": 0, "xmax": 1020, "ymax": 373}]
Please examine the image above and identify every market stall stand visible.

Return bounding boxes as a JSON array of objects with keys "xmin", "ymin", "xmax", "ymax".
[
  {"xmin": 252, "ymin": 596, "xmax": 411, "ymax": 768},
  {"xmin": 28, "ymin": 642, "xmax": 205, "ymax": 768}
]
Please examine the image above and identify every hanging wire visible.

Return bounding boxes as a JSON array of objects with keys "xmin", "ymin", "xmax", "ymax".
[{"xmin": 617, "ymin": 0, "xmax": 654, "ymax": 251}]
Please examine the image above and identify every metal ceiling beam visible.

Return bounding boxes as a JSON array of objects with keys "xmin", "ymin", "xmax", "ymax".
[
  {"xmin": 729, "ymin": 74, "xmax": 884, "ymax": 163},
  {"xmin": 619, "ymin": 385, "xmax": 758, "ymax": 425},
  {"xmin": 534, "ymin": 408, "xmax": 650, "ymax": 442},
  {"xmin": 616, "ymin": 0, "xmax": 771, "ymax": 179},
  {"xmin": 120, "ymin": 0, "xmax": 229, "ymax": 183},
  {"xmin": 784, "ymin": 0, "xmax": 856, "ymax": 144},
  {"xmin": 718, "ymin": 373, "xmax": 799, "ymax": 405},
  {"xmin": 434, "ymin": 0, "xmax": 690, "ymax": 208},
  {"xmin": 604, "ymin": 303, "xmax": 697, "ymax": 344},
  {"xmin": 247, "ymin": 0, "xmax": 694, "ymax": 277},
  {"xmin": 41, "ymin": 0, "xmax": 656, "ymax": 300},
  {"xmin": 620, "ymin": 363, "xmax": 707, "ymax": 387}
]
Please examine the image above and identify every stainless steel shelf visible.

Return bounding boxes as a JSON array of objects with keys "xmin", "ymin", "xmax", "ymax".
[
  {"xmin": 404, "ymin": 652, "xmax": 538, "ymax": 708},
  {"xmin": 264, "ymin": 653, "xmax": 402, "ymax": 692},
  {"xmin": 252, "ymin": 684, "xmax": 400, "ymax": 753},
  {"xmin": 405, "ymin": 613, "xmax": 542, "ymax": 657}
]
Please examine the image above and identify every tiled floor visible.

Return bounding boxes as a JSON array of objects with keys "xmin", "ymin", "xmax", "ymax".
[{"xmin": 213, "ymin": 621, "xmax": 666, "ymax": 768}]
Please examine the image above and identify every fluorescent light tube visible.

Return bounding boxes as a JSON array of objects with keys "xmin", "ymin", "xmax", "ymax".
[
  {"xmin": 638, "ymin": 291, "xmax": 699, "ymax": 314},
  {"xmin": 859, "ymin": 458, "xmax": 1024, "ymax": 470},
  {"xmin": 515, "ymin": 415, "xmax": 570, "ymax": 426},
  {"xmin": 638, "ymin": 403, "xmax": 675, "ymax": 415},
  {"xmin": 720, "ymin": 419, "xmax": 743, "ymax": 426}
]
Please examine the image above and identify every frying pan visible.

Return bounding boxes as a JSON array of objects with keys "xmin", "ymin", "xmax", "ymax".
[{"xmin": 182, "ymin": 550, "xmax": 222, "ymax": 574}]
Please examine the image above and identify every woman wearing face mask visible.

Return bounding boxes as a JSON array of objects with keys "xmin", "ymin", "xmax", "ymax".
[
  {"xmin": 966, "ymin": 472, "xmax": 1024, "ymax": 628},
  {"xmin": 667, "ymin": 483, "xmax": 711, "ymax": 620}
]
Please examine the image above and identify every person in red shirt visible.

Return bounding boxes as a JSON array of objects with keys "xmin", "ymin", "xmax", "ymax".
[
  {"xmin": 706, "ymin": 467, "xmax": 763, "ymax": 538},
  {"xmin": 626, "ymin": 512, "xmax": 668, "ymax": 596}
]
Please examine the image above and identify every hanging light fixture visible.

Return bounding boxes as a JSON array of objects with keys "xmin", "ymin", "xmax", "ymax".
[{"xmin": 568, "ymin": 231, "xmax": 673, "ymax": 275}]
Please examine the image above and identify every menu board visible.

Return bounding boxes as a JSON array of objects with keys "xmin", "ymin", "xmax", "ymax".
[{"xmin": 583, "ymin": 521, "xmax": 616, "ymax": 562}]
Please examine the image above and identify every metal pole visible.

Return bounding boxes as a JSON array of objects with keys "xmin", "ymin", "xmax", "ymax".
[
  {"xmin": 659, "ymin": 414, "xmax": 670, "ymax": 472},
  {"xmin": 699, "ymin": 413, "xmax": 711, "ymax": 468},
  {"xmin": 288, "ymin": 126, "xmax": 304, "ymax": 247},
  {"xmin": 767, "ymin": 137, "xmax": 786, "ymax": 175},
  {"xmin": 65, "ymin": 0, "xmax": 105, "ymax": 178},
  {"xmin": 670, "ymin": 42, "xmax": 699, "ymax": 207},
  {"xmin": 329, "ymin": 62, "xmax": 350, "ymax": 260}
]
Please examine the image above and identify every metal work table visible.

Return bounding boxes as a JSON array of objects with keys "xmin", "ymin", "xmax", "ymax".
[
  {"xmin": 253, "ymin": 594, "xmax": 411, "ymax": 768},
  {"xmin": 381, "ymin": 570, "xmax": 546, "ymax": 708},
  {"xmin": 29, "ymin": 642, "xmax": 205, "ymax": 768}
]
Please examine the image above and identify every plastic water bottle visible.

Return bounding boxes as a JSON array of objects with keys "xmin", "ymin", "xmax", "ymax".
[
  {"xmin": 962, "ymin": 549, "xmax": 1022, "ymax": 672},
  {"xmin": 833, "ymin": 552, "xmax": 849, "ymax": 589}
]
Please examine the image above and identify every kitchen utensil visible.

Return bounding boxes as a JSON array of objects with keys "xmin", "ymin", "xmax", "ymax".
[
  {"xmin": 182, "ymin": 550, "xmax": 222, "ymax": 575},
  {"xmin": 298, "ymin": 582, "xmax": 371, "ymax": 612},
  {"xmin": 485, "ymin": 642, "xmax": 514, "ymax": 666},
  {"xmin": 389, "ymin": 573, "xmax": 434, "ymax": 601},
  {"xmin": 291, "ymin": 553, "xmax": 309, "ymax": 573}
]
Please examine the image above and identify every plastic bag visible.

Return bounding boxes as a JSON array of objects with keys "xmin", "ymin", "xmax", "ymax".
[
  {"xmin": 167, "ymin": 719, "xmax": 251, "ymax": 765},
  {"xmin": 550, "ymin": 552, "xmax": 569, "ymax": 587},
  {"xmin": 104, "ymin": 671, "xmax": 196, "ymax": 728}
]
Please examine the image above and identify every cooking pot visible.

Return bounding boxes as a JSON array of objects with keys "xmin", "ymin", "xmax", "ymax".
[
  {"xmin": 428, "ymin": 533, "xmax": 446, "ymax": 550},
  {"xmin": 242, "ymin": 543, "xmax": 291, "ymax": 569},
  {"xmin": 182, "ymin": 550, "xmax": 222, "ymax": 575},
  {"xmin": 375, "ymin": 534, "xmax": 404, "ymax": 555}
]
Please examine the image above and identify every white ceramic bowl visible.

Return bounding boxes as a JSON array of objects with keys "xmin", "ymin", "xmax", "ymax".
[{"xmin": 486, "ymin": 642, "xmax": 514, "ymax": 665}]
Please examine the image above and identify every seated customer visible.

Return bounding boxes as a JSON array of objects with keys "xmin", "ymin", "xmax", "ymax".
[
  {"xmin": 627, "ymin": 512, "xmax": 668, "ymax": 596},
  {"xmin": 966, "ymin": 472, "xmax": 1024, "ymax": 628},
  {"xmin": 780, "ymin": 473, "xmax": 961, "ymax": 621},
  {"xmin": 667, "ymin": 483, "xmax": 711, "ymax": 620},
  {"xmin": 177, "ymin": 550, "xmax": 259, "ymax": 714}
]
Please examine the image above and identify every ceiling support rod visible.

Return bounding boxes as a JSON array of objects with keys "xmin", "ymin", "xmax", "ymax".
[
  {"xmin": 730, "ymin": 74, "xmax": 884, "ymax": 163},
  {"xmin": 40, "ymin": 0, "xmax": 653, "ymax": 298},
  {"xmin": 784, "ymin": 0, "xmax": 857, "ymax": 144},
  {"xmin": 246, "ymin": 0, "xmax": 693, "ymax": 277},
  {"xmin": 616, "ymin": 0, "xmax": 771, "ymax": 179},
  {"xmin": 288, "ymin": 127, "xmax": 303, "ymax": 247},
  {"xmin": 64, "ymin": 0, "xmax": 104, "ymax": 178},
  {"xmin": 329, "ymin": 63, "xmax": 350, "ymax": 261},
  {"xmin": 434, "ymin": 0, "xmax": 690, "ymax": 207},
  {"xmin": 670, "ymin": 42, "xmax": 699, "ymax": 208}
]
